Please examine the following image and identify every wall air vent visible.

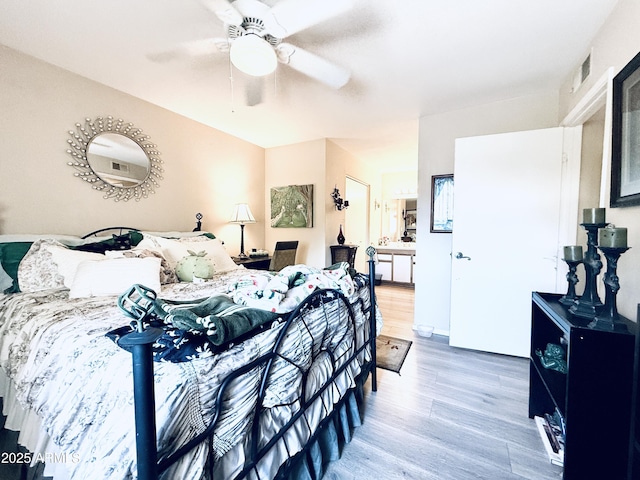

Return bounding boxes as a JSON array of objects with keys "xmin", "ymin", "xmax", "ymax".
[
  {"xmin": 111, "ymin": 161, "xmax": 129, "ymax": 173},
  {"xmin": 572, "ymin": 52, "xmax": 591, "ymax": 93}
]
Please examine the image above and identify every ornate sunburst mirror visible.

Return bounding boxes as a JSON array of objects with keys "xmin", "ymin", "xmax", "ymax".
[{"xmin": 66, "ymin": 116, "xmax": 163, "ymax": 201}]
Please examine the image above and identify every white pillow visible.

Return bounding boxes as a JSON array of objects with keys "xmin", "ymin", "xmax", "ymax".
[
  {"xmin": 49, "ymin": 245, "xmax": 104, "ymax": 288},
  {"xmin": 106, "ymin": 249, "xmax": 177, "ymax": 284},
  {"xmin": 141, "ymin": 231, "xmax": 213, "ymax": 239},
  {"xmin": 136, "ymin": 234, "xmax": 240, "ymax": 273},
  {"xmin": 69, "ymin": 257, "xmax": 162, "ymax": 299}
]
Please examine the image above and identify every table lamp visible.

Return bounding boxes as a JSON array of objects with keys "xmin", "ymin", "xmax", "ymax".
[{"xmin": 230, "ymin": 203, "xmax": 256, "ymax": 258}]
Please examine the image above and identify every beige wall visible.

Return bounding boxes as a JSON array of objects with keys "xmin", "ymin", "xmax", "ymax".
[
  {"xmin": 325, "ymin": 140, "xmax": 348, "ymax": 266},
  {"xmin": 264, "ymin": 139, "xmax": 379, "ymax": 268},
  {"xmin": 335, "ymin": 140, "xmax": 382, "ymax": 271},
  {"xmin": 416, "ymin": 0, "xmax": 640, "ymax": 331},
  {"xmin": 265, "ymin": 139, "xmax": 327, "ymax": 267},
  {"xmin": 559, "ymin": 0, "xmax": 640, "ymax": 119},
  {"xmin": 0, "ymin": 46, "xmax": 266, "ymax": 256},
  {"xmin": 416, "ymin": 92, "xmax": 560, "ymax": 334},
  {"xmin": 0, "ymin": 46, "xmax": 384, "ymax": 270},
  {"xmin": 557, "ymin": 0, "xmax": 640, "ymax": 320},
  {"xmin": 381, "ymin": 171, "xmax": 418, "ymax": 200},
  {"xmin": 573, "ymin": 108, "xmax": 606, "ymax": 288}
]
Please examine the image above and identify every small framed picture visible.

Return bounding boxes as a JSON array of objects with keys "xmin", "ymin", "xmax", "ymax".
[
  {"xmin": 430, "ymin": 174, "xmax": 454, "ymax": 233},
  {"xmin": 611, "ymin": 50, "xmax": 640, "ymax": 207}
]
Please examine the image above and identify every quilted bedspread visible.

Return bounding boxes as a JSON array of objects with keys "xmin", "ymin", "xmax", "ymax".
[{"xmin": 0, "ymin": 265, "xmax": 377, "ymax": 480}]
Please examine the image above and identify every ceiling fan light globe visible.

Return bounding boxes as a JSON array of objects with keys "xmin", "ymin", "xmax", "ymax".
[{"xmin": 230, "ymin": 34, "xmax": 277, "ymax": 77}]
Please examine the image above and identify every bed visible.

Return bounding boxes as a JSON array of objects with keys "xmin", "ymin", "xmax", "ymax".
[{"xmin": 0, "ymin": 228, "xmax": 381, "ymax": 480}]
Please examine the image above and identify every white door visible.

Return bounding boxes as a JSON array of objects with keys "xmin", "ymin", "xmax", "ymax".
[
  {"xmin": 345, "ymin": 177, "xmax": 369, "ymax": 272},
  {"xmin": 449, "ymin": 127, "xmax": 579, "ymax": 357}
]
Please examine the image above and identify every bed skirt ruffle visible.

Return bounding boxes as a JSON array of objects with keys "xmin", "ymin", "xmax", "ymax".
[
  {"xmin": 1, "ymin": 359, "xmax": 372, "ymax": 480},
  {"xmin": 0, "ymin": 368, "xmax": 73, "ymax": 479},
  {"xmin": 274, "ymin": 364, "xmax": 370, "ymax": 480}
]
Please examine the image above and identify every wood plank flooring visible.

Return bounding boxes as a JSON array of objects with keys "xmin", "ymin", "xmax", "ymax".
[
  {"xmin": 0, "ymin": 284, "xmax": 562, "ymax": 480},
  {"xmin": 324, "ymin": 284, "xmax": 563, "ymax": 480}
]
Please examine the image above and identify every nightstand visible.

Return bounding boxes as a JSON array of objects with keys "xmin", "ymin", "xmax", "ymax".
[
  {"xmin": 330, "ymin": 245, "xmax": 358, "ymax": 269},
  {"xmin": 232, "ymin": 256, "xmax": 272, "ymax": 271}
]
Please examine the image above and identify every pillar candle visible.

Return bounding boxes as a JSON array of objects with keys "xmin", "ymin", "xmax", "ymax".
[
  {"xmin": 598, "ymin": 227, "xmax": 627, "ymax": 248},
  {"xmin": 563, "ymin": 245, "xmax": 583, "ymax": 262},
  {"xmin": 583, "ymin": 207, "xmax": 606, "ymax": 224}
]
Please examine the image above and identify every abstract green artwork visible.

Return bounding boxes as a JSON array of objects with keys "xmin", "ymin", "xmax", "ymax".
[{"xmin": 270, "ymin": 184, "xmax": 314, "ymax": 228}]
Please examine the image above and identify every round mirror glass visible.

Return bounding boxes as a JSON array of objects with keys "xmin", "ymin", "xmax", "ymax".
[
  {"xmin": 67, "ymin": 116, "xmax": 163, "ymax": 201},
  {"xmin": 86, "ymin": 133, "xmax": 150, "ymax": 187}
]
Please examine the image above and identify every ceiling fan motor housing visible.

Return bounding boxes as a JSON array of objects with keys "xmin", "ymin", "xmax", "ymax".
[
  {"xmin": 227, "ymin": 17, "xmax": 281, "ymax": 46},
  {"xmin": 213, "ymin": 0, "xmax": 352, "ymax": 88}
]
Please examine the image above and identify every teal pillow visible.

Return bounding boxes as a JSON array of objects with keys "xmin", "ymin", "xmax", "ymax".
[
  {"xmin": 130, "ymin": 231, "xmax": 144, "ymax": 245},
  {"xmin": 0, "ymin": 242, "xmax": 33, "ymax": 293}
]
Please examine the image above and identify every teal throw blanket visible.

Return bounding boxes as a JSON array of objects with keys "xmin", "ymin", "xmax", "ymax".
[{"xmin": 154, "ymin": 294, "xmax": 280, "ymax": 346}]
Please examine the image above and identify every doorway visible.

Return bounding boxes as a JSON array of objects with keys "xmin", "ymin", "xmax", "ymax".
[
  {"xmin": 448, "ymin": 68, "xmax": 613, "ymax": 357},
  {"xmin": 345, "ymin": 177, "xmax": 369, "ymax": 273}
]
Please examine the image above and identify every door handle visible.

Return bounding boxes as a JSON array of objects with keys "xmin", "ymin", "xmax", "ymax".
[{"xmin": 455, "ymin": 252, "xmax": 471, "ymax": 260}]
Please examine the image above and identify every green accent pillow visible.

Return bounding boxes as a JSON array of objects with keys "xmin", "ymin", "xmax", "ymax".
[
  {"xmin": 130, "ymin": 231, "xmax": 144, "ymax": 245},
  {"xmin": 0, "ymin": 242, "xmax": 33, "ymax": 293}
]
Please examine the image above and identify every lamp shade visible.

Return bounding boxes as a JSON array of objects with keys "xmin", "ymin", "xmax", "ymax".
[
  {"xmin": 230, "ymin": 34, "xmax": 277, "ymax": 77},
  {"xmin": 230, "ymin": 203, "xmax": 256, "ymax": 224}
]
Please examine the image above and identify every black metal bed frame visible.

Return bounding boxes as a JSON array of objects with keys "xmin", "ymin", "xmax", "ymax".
[
  {"xmin": 123, "ymin": 253, "xmax": 378, "ymax": 480},
  {"xmin": 81, "ymin": 213, "xmax": 203, "ymax": 239},
  {"xmin": 81, "ymin": 227, "xmax": 140, "ymax": 239}
]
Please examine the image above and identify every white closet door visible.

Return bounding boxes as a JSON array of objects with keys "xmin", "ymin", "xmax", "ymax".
[{"xmin": 345, "ymin": 177, "xmax": 369, "ymax": 273}]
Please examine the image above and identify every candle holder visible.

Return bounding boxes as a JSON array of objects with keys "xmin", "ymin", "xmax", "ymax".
[
  {"xmin": 559, "ymin": 259, "xmax": 581, "ymax": 307},
  {"xmin": 569, "ymin": 223, "xmax": 606, "ymax": 319},
  {"xmin": 589, "ymin": 246, "xmax": 630, "ymax": 331}
]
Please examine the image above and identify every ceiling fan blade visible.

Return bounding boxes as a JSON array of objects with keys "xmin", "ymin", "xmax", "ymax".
[
  {"xmin": 199, "ymin": 0, "xmax": 243, "ymax": 26},
  {"xmin": 147, "ymin": 38, "xmax": 228, "ymax": 63},
  {"xmin": 277, "ymin": 43, "xmax": 350, "ymax": 89},
  {"xmin": 267, "ymin": 0, "xmax": 355, "ymax": 38}
]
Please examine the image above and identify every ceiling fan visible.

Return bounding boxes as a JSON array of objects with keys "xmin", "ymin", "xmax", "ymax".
[{"xmin": 197, "ymin": 0, "xmax": 354, "ymax": 104}]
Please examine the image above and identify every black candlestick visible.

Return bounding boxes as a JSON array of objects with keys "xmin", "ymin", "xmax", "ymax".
[
  {"xmin": 589, "ymin": 246, "xmax": 630, "ymax": 331},
  {"xmin": 569, "ymin": 223, "xmax": 606, "ymax": 319},
  {"xmin": 559, "ymin": 259, "xmax": 581, "ymax": 307}
]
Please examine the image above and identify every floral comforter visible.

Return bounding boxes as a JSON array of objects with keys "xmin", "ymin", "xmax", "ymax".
[{"xmin": 0, "ymin": 266, "xmax": 377, "ymax": 480}]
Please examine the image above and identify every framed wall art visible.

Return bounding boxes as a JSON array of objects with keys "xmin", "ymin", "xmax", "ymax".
[
  {"xmin": 270, "ymin": 184, "xmax": 314, "ymax": 228},
  {"xmin": 611, "ymin": 50, "xmax": 640, "ymax": 207},
  {"xmin": 430, "ymin": 174, "xmax": 454, "ymax": 233}
]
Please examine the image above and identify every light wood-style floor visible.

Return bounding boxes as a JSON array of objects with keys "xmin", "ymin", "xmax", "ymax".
[{"xmin": 324, "ymin": 284, "xmax": 564, "ymax": 480}]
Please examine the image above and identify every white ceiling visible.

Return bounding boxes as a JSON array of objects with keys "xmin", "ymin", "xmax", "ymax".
[{"xmin": 0, "ymin": 0, "xmax": 619, "ymax": 172}]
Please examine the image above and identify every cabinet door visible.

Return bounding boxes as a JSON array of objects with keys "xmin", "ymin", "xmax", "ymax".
[
  {"xmin": 393, "ymin": 254, "xmax": 413, "ymax": 283},
  {"xmin": 377, "ymin": 254, "xmax": 392, "ymax": 281}
]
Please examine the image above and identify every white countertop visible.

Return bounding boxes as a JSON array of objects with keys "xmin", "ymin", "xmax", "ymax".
[{"xmin": 376, "ymin": 242, "xmax": 416, "ymax": 254}]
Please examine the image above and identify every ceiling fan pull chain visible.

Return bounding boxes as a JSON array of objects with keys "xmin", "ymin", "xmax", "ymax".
[{"xmin": 228, "ymin": 44, "xmax": 236, "ymax": 113}]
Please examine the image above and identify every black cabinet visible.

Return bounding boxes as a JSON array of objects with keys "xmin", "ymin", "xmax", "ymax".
[
  {"xmin": 330, "ymin": 245, "xmax": 358, "ymax": 269},
  {"xmin": 633, "ymin": 304, "xmax": 640, "ymax": 479},
  {"xmin": 529, "ymin": 292, "xmax": 637, "ymax": 479}
]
